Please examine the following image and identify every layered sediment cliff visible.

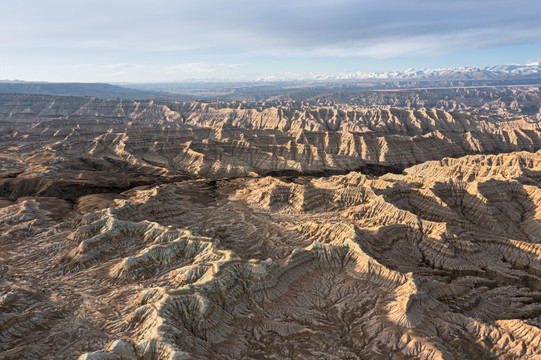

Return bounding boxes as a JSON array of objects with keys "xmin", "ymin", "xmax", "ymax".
[
  {"xmin": 1, "ymin": 151, "xmax": 540, "ymax": 359},
  {"xmin": 2, "ymin": 93, "xmax": 541, "ymax": 359},
  {"xmin": 1, "ymin": 94, "xmax": 540, "ymax": 182}
]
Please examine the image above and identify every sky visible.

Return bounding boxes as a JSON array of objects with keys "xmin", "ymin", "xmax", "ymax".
[{"xmin": 1, "ymin": 0, "xmax": 541, "ymax": 82}]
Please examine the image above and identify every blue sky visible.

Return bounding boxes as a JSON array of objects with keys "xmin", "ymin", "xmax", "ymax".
[{"xmin": 1, "ymin": 0, "xmax": 541, "ymax": 82}]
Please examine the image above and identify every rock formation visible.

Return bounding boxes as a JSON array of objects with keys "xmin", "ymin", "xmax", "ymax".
[
  {"xmin": 1, "ymin": 94, "xmax": 540, "ymax": 182},
  {"xmin": 308, "ymin": 86, "xmax": 541, "ymax": 116},
  {"xmin": 1, "ymin": 93, "xmax": 541, "ymax": 359}
]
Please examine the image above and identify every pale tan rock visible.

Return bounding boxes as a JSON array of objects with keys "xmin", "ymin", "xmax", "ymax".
[{"xmin": 3, "ymin": 94, "xmax": 541, "ymax": 359}]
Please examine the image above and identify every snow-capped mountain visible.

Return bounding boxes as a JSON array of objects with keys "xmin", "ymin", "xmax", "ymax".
[{"xmin": 253, "ymin": 60, "xmax": 541, "ymax": 82}]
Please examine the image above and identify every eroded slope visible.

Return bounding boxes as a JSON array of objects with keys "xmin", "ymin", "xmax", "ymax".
[
  {"xmin": 1, "ymin": 94, "xmax": 540, "ymax": 182},
  {"xmin": 2, "ymin": 151, "xmax": 541, "ymax": 359}
]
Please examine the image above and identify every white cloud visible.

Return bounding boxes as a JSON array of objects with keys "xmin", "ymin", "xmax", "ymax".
[
  {"xmin": 2, "ymin": 0, "xmax": 540, "ymax": 57},
  {"xmin": 162, "ymin": 62, "xmax": 241, "ymax": 74},
  {"xmin": 2, "ymin": 0, "xmax": 541, "ymax": 81},
  {"xmin": 70, "ymin": 63, "xmax": 145, "ymax": 76}
]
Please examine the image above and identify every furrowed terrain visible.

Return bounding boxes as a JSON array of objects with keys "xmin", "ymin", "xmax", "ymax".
[
  {"xmin": 1, "ymin": 93, "xmax": 541, "ymax": 359},
  {"xmin": 1, "ymin": 93, "xmax": 540, "ymax": 182}
]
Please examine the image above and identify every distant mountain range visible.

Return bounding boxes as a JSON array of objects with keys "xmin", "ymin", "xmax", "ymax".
[
  {"xmin": 0, "ymin": 81, "xmax": 191, "ymax": 101},
  {"xmin": 254, "ymin": 60, "xmax": 541, "ymax": 81},
  {"xmin": 2, "ymin": 61, "xmax": 541, "ymax": 102}
]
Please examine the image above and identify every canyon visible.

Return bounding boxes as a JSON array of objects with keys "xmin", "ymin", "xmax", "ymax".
[{"xmin": 1, "ymin": 92, "xmax": 541, "ymax": 359}]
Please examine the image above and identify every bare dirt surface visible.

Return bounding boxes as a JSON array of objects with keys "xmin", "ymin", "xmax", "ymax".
[{"xmin": 1, "ymin": 94, "xmax": 541, "ymax": 359}]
